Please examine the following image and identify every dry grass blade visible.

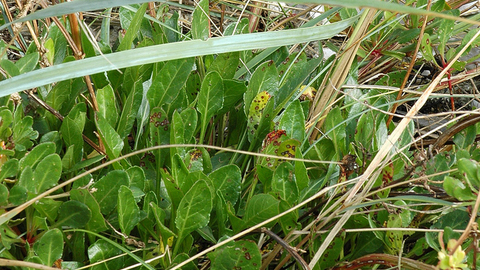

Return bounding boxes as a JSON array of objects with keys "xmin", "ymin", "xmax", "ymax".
[
  {"xmin": 306, "ymin": 17, "xmax": 480, "ymax": 268},
  {"xmin": 307, "ymin": 9, "xmax": 376, "ymax": 140}
]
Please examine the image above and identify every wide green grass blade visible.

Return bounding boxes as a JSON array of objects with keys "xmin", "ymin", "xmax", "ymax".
[{"xmin": 0, "ymin": 16, "xmax": 357, "ymax": 97}]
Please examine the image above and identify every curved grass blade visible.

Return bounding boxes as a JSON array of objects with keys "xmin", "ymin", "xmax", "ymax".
[{"xmin": 0, "ymin": 17, "xmax": 358, "ymax": 97}]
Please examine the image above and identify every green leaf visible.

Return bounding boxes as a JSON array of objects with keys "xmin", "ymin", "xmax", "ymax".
[
  {"xmin": 61, "ymin": 109, "xmax": 85, "ymax": 165},
  {"xmin": 217, "ymin": 79, "xmax": 247, "ymax": 115},
  {"xmin": 8, "ymin": 185, "xmax": 27, "ymax": 205},
  {"xmin": 197, "ymin": 71, "xmax": 224, "ymax": 144},
  {"xmin": 116, "ymin": 78, "xmax": 143, "ymax": 140},
  {"xmin": 33, "ymin": 228, "xmax": 63, "ymax": 267},
  {"xmin": 95, "ymin": 114, "xmax": 124, "ymax": 160},
  {"xmin": 175, "ymin": 180, "xmax": 213, "ymax": 251},
  {"xmin": 444, "ymin": 176, "xmax": 475, "ymax": 202},
  {"xmin": 18, "ymin": 166, "xmax": 34, "ymax": 193},
  {"xmin": 272, "ymin": 162, "xmax": 298, "ymax": 205},
  {"xmin": 118, "ymin": 185, "xmax": 143, "ymax": 236},
  {"xmin": 457, "ymin": 158, "xmax": 480, "ymax": 187},
  {"xmin": 0, "ymin": 60, "xmax": 19, "ymax": 78},
  {"xmin": 0, "ymin": 159, "xmax": 18, "ymax": 182},
  {"xmin": 15, "ymin": 52, "xmax": 39, "ymax": 74},
  {"xmin": 209, "ymin": 164, "xmax": 242, "ymax": 206},
  {"xmin": 148, "ymin": 107, "xmax": 170, "ymax": 168},
  {"xmin": 55, "ymin": 200, "xmax": 91, "ymax": 228},
  {"xmin": 70, "ymin": 189, "xmax": 108, "ymax": 233},
  {"xmin": 117, "ymin": 3, "xmax": 148, "ymax": 51},
  {"xmin": 437, "ymin": 11, "xmax": 458, "ymax": 57},
  {"xmin": 97, "ymin": 84, "xmax": 118, "ymax": 128},
  {"xmin": 209, "ymin": 240, "xmax": 262, "ymax": 270},
  {"xmin": 192, "ymin": 0, "xmax": 210, "ymax": 40},
  {"xmin": 91, "ymin": 170, "xmax": 130, "ymax": 215},
  {"xmin": 208, "ymin": 52, "xmax": 240, "ymax": 79},
  {"xmin": 33, "ymin": 198, "xmax": 62, "ymax": 223},
  {"xmin": 33, "ymin": 154, "xmax": 62, "ymax": 194},
  {"xmin": 0, "ymin": 184, "xmax": 7, "ymax": 206},
  {"xmin": 88, "ymin": 239, "xmax": 124, "ymax": 269},
  {"xmin": 19, "ymin": 142, "xmax": 55, "ymax": 171},
  {"xmin": 243, "ymin": 194, "xmax": 279, "ymax": 229},
  {"xmin": 278, "ymin": 100, "xmax": 305, "ymax": 142},
  {"xmin": 147, "ymin": 58, "xmax": 194, "ymax": 108}
]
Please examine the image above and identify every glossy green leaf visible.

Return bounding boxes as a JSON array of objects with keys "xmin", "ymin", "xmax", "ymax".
[
  {"xmin": 33, "ymin": 228, "xmax": 63, "ymax": 267},
  {"xmin": 324, "ymin": 106, "xmax": 346, "ymax": 154},
  {"xmin": 33, "ymin": 198, "xmax": 62, "ymax": 223},
  {"xmin": 192, "ymin": 0, "xmax": 210, "ymax": 40},
  {"xmin": 272, "ymin": 162, "xmax": 298, "ymax": 205},
  {"xmin": 91, "ymin": 170, "xmax": 130, "ymax": 215},
  {"xmin": 55, "ymin": 200, "xmax": 91, "ymax": 228},
  {"xmin": 217, "ymin": 79, "xmax": 247, "ymax": 115},
  {"xmin": 33, "ymin": 154, "xmax": 62, "ymax": 194},
  {"xmin": 126, "ymin": 166, "xmax": 145, "ymax": 191},
  {"xmin": 426, "ymin": 210, "xmax": 469, "ymax": 251},
  {"xmin": 96, "ymin": 114, "xmax": 124, "ymax": 160},
  {"xmin": 278, "ymin": 100, "xmax": 305, "ymax": 142},
  {"xmin": 88, "ymin": 239, "xmax": 124, "ymax": 270},
  {"xmin": 70, "ymin": 189, "xmax": 108, "ymax": 233},
  {"xmin": 147, "ymin": 58, "xmax": 195, "ymax": 108},
  {"xmin": 18, "ymin": 166, "xmax": 34, "ymax": 193},
  {"xmin": 243, "ymin": 194, "xmax": 279, "ymax": 229},
  {"xmin": 116, "ymin": 78, "xmax": 143, "ymax": 140},
  {"xmin": 244, "ymin": 61, "xmax": 278, "ymax": 117},
  {"xmin": 118, "ymin": 185, "xmax": 143, "ymax": 236},
  {"xmin": 198, "ymin": 71, "xmax": 224, "ymax": 144},
  {"xmin": 117, "ymin": 3, "xmax": 148, "ymax": 51},
  {"xmin": 0, "ymin": 108, "xmax": 13, "ymax": 140},
  {"xmin": 0, "ymin": 159, "xmax": 18, "ymax": 182},
  {"xmin": 0, "ymin": 184, "xmax": 7, "ymax": 206},
  {"xmin": 208, "ymin": 52, "xmax": 240, "ymax": 79},
  {"xmin": 437, "ymin": 11, "xmax": 458, "ymax": 57},
  {"xmin": 61, "ymin": 106, "xmax": 85, "ymax": 165},
  {"xmin": 97, "ymin": 84, "xmax": 118, "ymax": 128},
  {"xmin": 0, "ymin": 60, "xmax": 19, "ymax": 78},
  {"xmin": 148, "ymin": 107, "xmax": 170, "ymax": 170},
  {"xmin": 8, "ymin": 185, "xmax": 27, "ymax": 205},
  {"xmin": 19, "ymin": 142, "xmax": 55, "ymax": 171},
  {"xmin": 443, "ymin": 176, "xmax": 476, "ymax": 201},
  {"xmin": 15, "ymin": 52, "xmax": 39, "ymax": 74},
  {"xmin": 209, "ymin": 164, "xmax": 242, "ymax": 206},
  {"xmin": 175, "ymin": 180, "xmax": 213, "ymax": 249},
  {"xmin": 209, "ymin": 240, "xmax": 261, "ymax": 270},
  {"xmin": 457, "ymin": 158, "xmax": 480, "ymax": 187}
]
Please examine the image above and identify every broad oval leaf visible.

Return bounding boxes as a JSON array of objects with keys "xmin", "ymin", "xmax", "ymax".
[
  {"xmin": 91, "ymin": 170, "xmax": 130, "ymax": 215},
  {"xmin": 243, "ymin": 194, "xmax": 279, "ymax": 229},
  {"xmin": 197, "ymin": 71, "xmax": 224, "ymax": 143},
  {"xmin": 118, "ymin": 185, "xmax": 143, "ymax": 236},
  {"xmin": 33, "ymin": 154, "xmax": 62, "ymax": 194},
  {"xmin": 56, "ymin": 200, "xmax": 91, "ymax": 228},
  {"xmin": 278, "ymin": 100, "xmax": 305, "ymax": 142},
  {"xmin": 209, "ymin": 240, "xmax": 261, "ymax": 270},
  {"xmin": 33, "ymin": 228, "xmax": 63, "ymax": 267},
  {"xmin": 175, "ymin": 180, "xmax": 213, "ymax": 243},
  {"xmin": 209, "ymin": 164, "xmax": 241, "ymax": 206},
  {"xmin": 70, "ymin": 189, "xmax": 108, "ymax": 233},
  {"xmin": 19, "ymin": 142, "xmax": 55, "ymax": 171}
]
